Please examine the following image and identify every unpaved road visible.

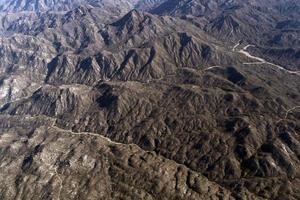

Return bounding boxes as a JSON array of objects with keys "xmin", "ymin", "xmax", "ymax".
[{"xmin": 233, "ymin": 43, "xmax": 300, "ymax": 76}]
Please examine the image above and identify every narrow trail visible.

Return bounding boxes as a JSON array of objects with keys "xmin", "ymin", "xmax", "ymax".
[
  {"xmin": 42, "ymin": 120, "xmax": 235, "ymax": 197},
  {"xmin": 284, "ymin": 106, "xmax": 300, "ymax": 119},
  {"xmin": 232, "ymin": 42, "xmax": 240, "ymax": 51},
  {"xmin": 233, "ymin": 43, "xmax": 300, "ymax": 76},
  {"xmin": 239, "ymin": 45, "xmax": 265, "ymax": 63},
  {"xmin": 51, "ymin": 124, "xmax": 122, "ymax": 145},
  {"xmin": 276, "ymin": 106, "xmax": 300, "ymax": 124},
  {"xmin": 43, "ymin": 121, "xmax": 123, "ymax": 200},
  {"xmin": 232, "ymin": 42, "xmax": 300, "ymax": 125}
]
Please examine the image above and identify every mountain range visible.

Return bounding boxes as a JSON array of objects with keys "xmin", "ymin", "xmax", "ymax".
[{"xmin": 0, "ymin": 0, "xmax": 299, "ymax": 199}]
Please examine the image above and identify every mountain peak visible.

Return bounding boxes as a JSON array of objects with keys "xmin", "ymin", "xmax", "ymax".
[
  {"xmin": 111, "ymin": 9, "xmax": 150, "ymax": 28},
  {"xmin": 1, "ymin": 1, "xmax": 300, "ymax": 200},
  {"xmin": 127, "ymin": 9, "xmax": 143, "ymax": 19}
]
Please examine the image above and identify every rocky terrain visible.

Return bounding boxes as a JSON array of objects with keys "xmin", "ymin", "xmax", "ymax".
[
  {"xmin": 0, "ymin": 0, "xmax": 299, "ymax": 200},
  {"xmin": 0, "ymin": 0, "xmax": 140, "ymax": 13}
]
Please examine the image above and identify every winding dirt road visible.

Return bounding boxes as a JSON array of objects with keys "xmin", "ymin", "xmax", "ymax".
[{"xmin": 233, "ymin": 43, "xmax": 300, "ymax": 76}]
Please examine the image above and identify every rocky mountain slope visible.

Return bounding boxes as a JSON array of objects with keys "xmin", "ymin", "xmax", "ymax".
[
  {"xmin": 0, "ymin": 0, "xmax": 140, "ymax": 12},
  {"xmin": 0, "ymin": 115, "xmax": 234, "ymax": 200},
  {"xmin": 147, "ymin": 0, "xmax": 300, "ymax": 69},
  {"xmin": 0, "ymin": 0, "xmax": 299, "ymax": 199}
]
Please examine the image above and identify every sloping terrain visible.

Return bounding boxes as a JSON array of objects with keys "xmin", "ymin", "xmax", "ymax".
[
  {"xmin": 2, "ymin": 64, "xmax": 300, "ymax": 199},
  {"xmin": 0, "ymin": 0, "xmax": 299, "ymax": 200},
  {"xmin": 148, "ymin": 0, "xmax": 300, "ymax": 71},
  {"xmin": 0, "ymin": 0, "xmax": 139, "ymax": 12},
  {"xmin": 0, "ymin": 115, "xmax": 234, "ymax": 200}
]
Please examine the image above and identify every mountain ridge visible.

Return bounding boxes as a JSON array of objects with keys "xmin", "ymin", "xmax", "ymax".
[{"xmin": 0, "ymin": 0, "xmax": 300, "ymax": 199}]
